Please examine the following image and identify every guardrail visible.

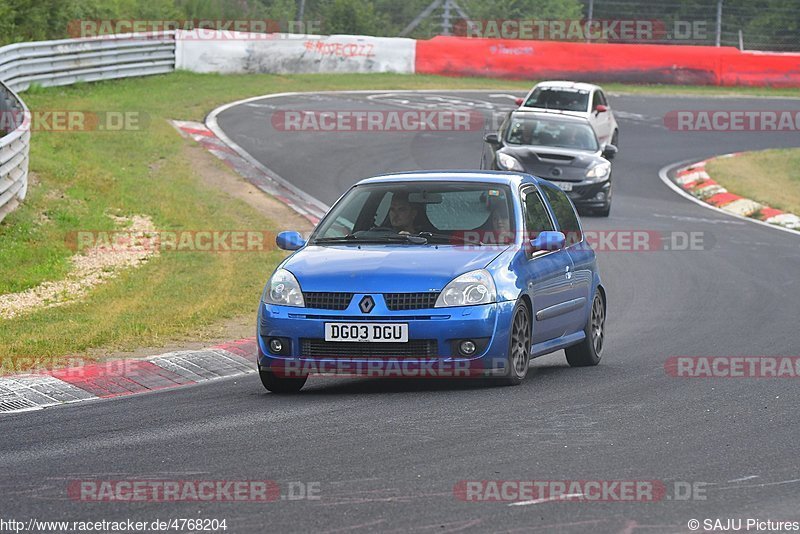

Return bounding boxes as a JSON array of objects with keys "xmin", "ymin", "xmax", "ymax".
[
  {"xmin": 0, "ymin": 32, "xmax": 176, "ymax": 223},
  {"xmin": 0, "ymin": 81, "xmax": 29, "ymax": 223}
]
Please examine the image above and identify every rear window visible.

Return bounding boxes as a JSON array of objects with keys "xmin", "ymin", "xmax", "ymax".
[{"xmin": 523, "ymin": 88, "xmax": 590, "ymax": 113}]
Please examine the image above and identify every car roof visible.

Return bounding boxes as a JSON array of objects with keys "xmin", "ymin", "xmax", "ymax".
[
  {"xmin": 508, "ymin": 109, "xmax": 592, "ymax": 124},
  {"xmin": 534, "ymin": 80, "xmax": 600, "ymax": 92},
  {"xmin": 356, "ymin": 170, "xmax": 540, "ymax": 189}
]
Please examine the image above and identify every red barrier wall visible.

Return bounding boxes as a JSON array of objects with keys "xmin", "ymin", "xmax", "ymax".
[
  {"xmin": 415, "ymin": 36, "xmax": 800, "ymax": 87},
  {"xmin": 719, "ymin": 51, "xmax": 800, "ymax": 87}
]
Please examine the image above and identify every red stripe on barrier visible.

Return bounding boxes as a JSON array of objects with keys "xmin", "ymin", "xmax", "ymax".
[
  {"xmin": 706, "ymin": 192, "xmax": 742, "ymax": 207},
  {"xmin": 758, "ymin": 207, "xmax": 785, "ymax": 219},
  {"xmin": 415, "ymin": 37, "xmax": 800, "ymax": 87},
  {"xmin": 180, "ymin": 126, "xmax": 214, "ymax": 137},
  {"xmin": 681, "ymin": 180, "xmax": 702, "ymax": 190},
  {"xmin": 697, "ymin": 179, "xmax": 719, "ymax": 187},
  {"xmin": 213, "ymin": 337, "xmax": 258, "ymax": 359},
  {"xmin": 50, "ymin": 360, "xmax": 194, "ymax": 398}
]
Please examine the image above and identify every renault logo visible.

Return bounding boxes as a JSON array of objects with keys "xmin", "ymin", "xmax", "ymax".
[{"xmin": 359, "ymin": 295, "xmax": 375, "ymax": 314}]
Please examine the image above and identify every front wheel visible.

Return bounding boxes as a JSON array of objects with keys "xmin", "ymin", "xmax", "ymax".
[
  {"xmin": 565, "ymin": 291, "xmax": 605, "ymax": 367},
  {"xmin": 492, "ymin": 301, "xmax": 531, "ymax": 386},
  {"xmin": 611, "ymin": 129, "xmax": 619, "ymax": 147},
  {"xmin": 259, "ymin": 368, "xmax": 307, "ymax": 393}
]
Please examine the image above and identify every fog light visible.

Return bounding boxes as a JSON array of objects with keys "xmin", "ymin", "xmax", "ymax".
[
  {"xmin": 594, "ymin": 192, "xmax": 606, "ymax": 201},
  {"xmin": 269, "ymin": 338, "xmax": 283, "ymax": 354},
  {"xmin": 459, "ymin": 340, "xmax": 476, "ymax": 356}
]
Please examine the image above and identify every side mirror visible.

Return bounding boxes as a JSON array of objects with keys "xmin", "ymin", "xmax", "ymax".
[
  {"xmin": 276, "ymin": 231, "xmax": 306, "ymax": 251},
  {"xmin": 483, "ymin": 132, "xmax": 500, "ymax": 145},
  {"xmin": 514, "ymin": 97, "xmax": 524, "ymax": 106},
  {"xmin": 595, "ymin": 104, "xmax": 608, "ymax": 114},
  {"xmin": 530, "ymin": 231, "xmax": 566, "ymax": 252},
  {"xmin": 602, "ymin": 143, "xmax": 618, "ymax": 160}
]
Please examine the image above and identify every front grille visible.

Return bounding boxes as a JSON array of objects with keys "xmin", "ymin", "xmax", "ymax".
[
  {"xmin": 301, "ymin": 339, "xmax": 437, "ymax": 359},
  {"xmin": 536, "ymin": 153, "xmax": 574, "ymax": 162},
  {"xmin": 303, "ymin": 292, "xmax": 353, "ymax": 310},
  {"xmin": 383, "ymin": 292, "xmax": 440, "ymax": 311}
]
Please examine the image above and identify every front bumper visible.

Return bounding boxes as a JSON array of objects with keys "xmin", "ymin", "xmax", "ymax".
[
  {"xmin": 257, "ymin": 299, "xmax": 516, "ymax": 378},
  {"xmin": 563, "ymin": 180, "xmax": 612, "ymax": 208}
]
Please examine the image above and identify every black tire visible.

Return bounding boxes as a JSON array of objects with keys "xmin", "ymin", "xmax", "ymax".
[
  {"xmin": 611, "ymin": 129, "xmax": 619, "ymax": 147},
  {"xmin": 259, "ymin": 368, "xmax": 307, "ymax": 393},
  {"xmin": 565, "ymin": 291, "xmax": 605, "ymax": 367},
  {"xmin": 492, "ymin": 301, "xmax": 532, "ymax": 386}
]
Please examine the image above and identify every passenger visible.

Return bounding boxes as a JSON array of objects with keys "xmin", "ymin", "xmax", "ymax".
[{"xmin": 489, "ymin": 207, "xmax": 513, "ymax": 244}]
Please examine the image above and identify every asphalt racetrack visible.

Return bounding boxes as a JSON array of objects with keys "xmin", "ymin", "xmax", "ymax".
[{"xmin": 2, "ymin": 90, "xmax": 799, "ymax": 533}]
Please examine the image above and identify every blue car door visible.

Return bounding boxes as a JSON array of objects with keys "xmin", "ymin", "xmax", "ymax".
[
  {"xmin": 519, "ymin": 185, "xmax": 575, "ymax": 344},
  {"xmin": 540, "ymin": 182, "xmax": 592, "ymax": 335}
]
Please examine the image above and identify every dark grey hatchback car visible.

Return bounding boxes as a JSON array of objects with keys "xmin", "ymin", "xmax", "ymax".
[{"xmin": 483, "ymin": 110, "xmax": 617, "ymax": 216}]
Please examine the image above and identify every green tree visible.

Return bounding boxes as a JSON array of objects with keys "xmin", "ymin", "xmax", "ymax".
[{"xmin": 317, "ymin": 0, "xmax": 388, "ymax": 35}]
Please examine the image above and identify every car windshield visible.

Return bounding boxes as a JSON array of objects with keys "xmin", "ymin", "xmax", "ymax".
[
  {"xmin": 523, "ymin": 87, "xmax": 590, "ymax": 112},
  {"xmin": 311, "ymin": 182, "xmax": 516, "ymax": 245},
  {"xmin": 505, "ymin": 116, "xmax": 599, "ymax": 151}
]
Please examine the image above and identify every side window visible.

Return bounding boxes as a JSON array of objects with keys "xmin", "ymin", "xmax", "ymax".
[
  {"xmin": 522, "ymin": 188, "xmax": 554, "ymax": 239},
  {"xmin": 597, "ymin": 90, "xmax": 608, "ymax": 106},
  {"xmin": 591, "ymin": 91, "xmax": 602, "ymax": 110},
  {"xmin": 541, "ymin": 184, "xmax": 582, "ymax": 246}
]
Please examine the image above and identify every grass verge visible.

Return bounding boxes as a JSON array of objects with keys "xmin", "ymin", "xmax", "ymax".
[
  {"xmin": 706, "ymin": 148, "xmax": 800, "ymax": 215},
  {"xmin": 0, "ymin": 71, "xmax": 798, "ymax": 368}
]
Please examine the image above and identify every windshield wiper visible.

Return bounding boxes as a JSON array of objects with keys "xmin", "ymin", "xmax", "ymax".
[
  {"xmin": 314, "ymin": 234, "xmax": 428, "ymax": 245},
  {"xmin": 416, "ymin": 232, "xmax": 484, "ymax": 246}
]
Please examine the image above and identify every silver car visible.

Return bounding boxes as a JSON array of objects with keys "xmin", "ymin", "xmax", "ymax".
[{"xmin": 516, "ymin": 81, "xmax": 619, "ymax": 147}]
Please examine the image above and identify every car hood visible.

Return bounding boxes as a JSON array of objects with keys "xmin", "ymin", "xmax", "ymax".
[
  {"xmin": 500, "ymin": 146, "xmax": 603, "ymax": 181},
  {"xmin": 282, "ymin": 245, "xmax": 507, "ymax": 293}
]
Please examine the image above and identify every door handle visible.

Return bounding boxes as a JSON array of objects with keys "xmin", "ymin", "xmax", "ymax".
[{"xmin": 565, "ymin": 266, "xmax": 572, "ymax": 280}]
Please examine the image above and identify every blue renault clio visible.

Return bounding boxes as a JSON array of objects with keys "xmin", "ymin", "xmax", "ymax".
[{"xmin": 258, "ymin": 171, "xmax": 606, "ymax": 393}]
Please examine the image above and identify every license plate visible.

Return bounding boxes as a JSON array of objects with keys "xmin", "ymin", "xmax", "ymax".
[
  {"xmin": 325, "ymin": 323, "xmax": 408, "ymax": 342},
  {"xmin": 552, "ymin": 181, "xmax": 573, "ymax": 191}
]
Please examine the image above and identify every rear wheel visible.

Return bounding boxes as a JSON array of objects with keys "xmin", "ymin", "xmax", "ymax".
[
  {"xmin": 492, "ymin": 301, "xmax": 531, "ymax": 386},
  {"xmin": 565, "ymin": 291, "xmax": 605, "ymax": 367},
  {"xmin": 259, "ymin": 367, "xmax": 307, "ymax": 393}
]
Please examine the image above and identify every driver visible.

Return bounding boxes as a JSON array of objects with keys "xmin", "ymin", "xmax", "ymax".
[{"xmin": 388, "ymin": 193, "xmax": 419, "ymax": 235}]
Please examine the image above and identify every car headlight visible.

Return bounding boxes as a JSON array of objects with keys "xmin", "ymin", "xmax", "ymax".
[
  {"xmin": 497, "ymin": 152, "xmax": 524, "ymax": 172},
  {"xmin": 263, "ymin": 268, "xmax": 305, "ymax": 307},
  {"xmin": 585, "ymin": 162, "xmax": 611, "ymax": 182},
  {"xmin": 435, "ymin": 269, "xmax": 497, "ymax": 308}
]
